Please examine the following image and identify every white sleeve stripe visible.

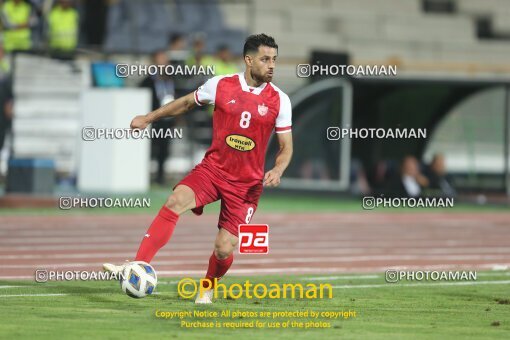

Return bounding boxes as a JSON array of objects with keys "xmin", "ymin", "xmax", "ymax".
[{"xmin": 275, "ymin": 128, "xmax": 292, "ymax": 134}]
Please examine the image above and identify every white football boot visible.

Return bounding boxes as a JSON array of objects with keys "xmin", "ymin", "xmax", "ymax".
[
  {"xmin": 103, "ymin": 260, "xmax": 129, "ymax": 275},
  {"xmin": 195, "ymin": 289, "xmax": 214, "ymax": 304}
]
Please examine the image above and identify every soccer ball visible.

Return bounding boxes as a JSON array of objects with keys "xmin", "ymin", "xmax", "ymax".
[{"xmin": 120, "ymin": 261, "xmax": 157, "ymax": 298}]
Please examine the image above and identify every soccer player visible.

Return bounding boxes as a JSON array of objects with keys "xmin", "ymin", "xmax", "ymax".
[{"xmin": 103, "ymin": 34, "xmax": 293, "ymax": 304}]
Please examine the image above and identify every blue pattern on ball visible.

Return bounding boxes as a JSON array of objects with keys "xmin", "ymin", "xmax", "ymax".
[
  {"xmin": 143, "ymin": 265, "xmax": 154, "ymax": 274},
  {"xmin": 129, "ymin": 272, "xmax": 140, "ymax": 290}
]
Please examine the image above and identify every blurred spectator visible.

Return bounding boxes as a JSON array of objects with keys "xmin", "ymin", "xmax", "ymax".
[
  {"xmin": 0, "ymin": 60, "xmax": 13, "ymax": 175},
  {"xmin": 424, "ymin": 153, "xmax": 456, "ymax": 197},
  {"xmin": 186, "ymin": 33, "xmax": 206, "ymax": 67},
  {"xmin": 167, "ymin": 33, "xmax": 188, "ymax": 65},
  {"xmin": 166, "ymin": 33, "xmax": 190, "ymax": 89},
  {"xmin": 389, "ymin": 156, "xmax": 429, "ymax": 198},
  {"xmin": 0, "ymin": 45, "xmax": 11, "ymax": 79},
  {"xmin": 82, "ymin": 0, "xmax": 108, "ymax": 46},
  {"xmin": 27, "ymin": 0, "xmax": 43, "ymax": 48},
  {"xmin": 0, "ymin": 82, "xmax": 13, "ymax": 146},
  {"xmin": 47, "ymin": 0, "xmax": 78, "ymax": 56},
  {"xmin": 300, "ymin": 158, "xmax": 330, "ymax": 180},
  {"xmin": 349, "ymin": 159, "xmax": 371, "ymax": 195},
  {"xmin": 139, "ymin": 50, "xmax": 176, "ymax": 185},
  {"xmin": 369, "ymin": 159, "xmax": 396, "ymax": 194},
  {"xmin": 1, "ymin": 0, "xmax": 35, "ymax": 52},
  {"xmin": 201, "ymin": 44, "xmax": 239, "ymax": 76}
]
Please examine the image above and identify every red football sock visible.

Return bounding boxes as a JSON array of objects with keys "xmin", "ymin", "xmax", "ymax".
[
  {"xmin": 135, "ymin": 206, "xmax": 178, "ymax": 263},
  {"xmin": 203, "ymin": 251, "xmax": 234, "ymax": 288}
]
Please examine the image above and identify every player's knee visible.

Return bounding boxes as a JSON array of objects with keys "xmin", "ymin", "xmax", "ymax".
[
  {"xmin": 214, "ymin": 247, "xmax": 233, "ymax": 259},
  {"xmin": 164, "ymin": 194, "xmax": 186, "ymax": 215},
  {"xmin": 214, "ymin": 240, "xmax": 235, "ymax": 259}
]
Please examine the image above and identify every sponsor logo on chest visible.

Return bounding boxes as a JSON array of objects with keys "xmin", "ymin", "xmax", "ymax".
[{"xmin": 225, "ymin": 134, "xmax": 256, "ymax": 152}]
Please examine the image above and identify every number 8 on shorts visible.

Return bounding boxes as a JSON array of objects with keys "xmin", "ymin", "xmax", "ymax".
[{"xmin": 245, "ymin": 207, "xmax": 254, "ymax": 223}]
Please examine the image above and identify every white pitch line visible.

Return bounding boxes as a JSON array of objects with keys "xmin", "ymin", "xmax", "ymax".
[
  {"xmin": 156, "ymin": 263, "xmax": 510, "ymax": 276},
  {"xmin": 4, "ymin": 254, "xmax": 510, "ymax": 269},
  {"xmin": 477, "ymin": 271, "xmax": 510, "ymax": 276},
  {"xmin": 0, "ymin": 286, "xmax": 24, "ymax": 289},
  {"xmin": 1, "ymin": 269, "xmax": 347, "ymax": 277},
  {"xmin": 1, "ymin": 264, "xmax": 509, "ymax": 280},
  {"xmin": 6, "ymin": 241, "xmax": 501, "ymax": 251},
  {"xmin": 156, "ymin": 265, "xmax": 508, "ymax": 276},
  {"xmin": 331, "ymin": 280, "xmax": 510, "ymax": 289},
  {"xmin": 0, "ymin": 272, "xmax": 507, "ymax": 282},
  {"xmin": 156, "ymin": 268, "xmax": 360, "ymax": 275},
  {"xmin": 303, "ymin": 272, "xmax": 510, "ymax": 281},
  {"xmin": 1, "ymin": 234, "xmax": 505, "ymax": 244},
  {"xmin": 0, "ymin": 243, "xmax": 195, "ymax": 251},
  {"xmin": 0, "ymin": 293, "xmax": 68, "ymax": 298},
  {"xmin": 140, "ymin": 253, "xmax": 507, "ymax": 263},
  {"xmin": 3, "ymin": 247, "xmax": 510, "ymax": 260}
]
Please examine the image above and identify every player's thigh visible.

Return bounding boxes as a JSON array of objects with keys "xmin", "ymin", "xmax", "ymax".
[{"xmin": 168, "ymin": 165, "xmax": 221, "ymax": 215}]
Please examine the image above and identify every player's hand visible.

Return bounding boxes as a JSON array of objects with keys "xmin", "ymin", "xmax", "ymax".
[
  {"xmin": 130, "ymin": 115, "xmax": 150, "ymax": 130},
  {"xmin": 263, "ymin": 169, "xmax": 283, "ymax": 187}
]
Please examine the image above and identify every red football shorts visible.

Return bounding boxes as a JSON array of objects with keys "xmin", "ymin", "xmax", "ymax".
[{"xmin": 175, "ymin": 163, "xmax": 263, "ymax": 237}]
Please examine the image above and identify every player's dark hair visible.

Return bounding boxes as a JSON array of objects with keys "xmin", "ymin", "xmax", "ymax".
[{"xmin": 243, "ymin": 34, "xmax": 278, "ymax": 56}]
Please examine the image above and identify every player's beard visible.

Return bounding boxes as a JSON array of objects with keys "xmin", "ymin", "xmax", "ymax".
[
  {"xmin": 265, "ymin": 71, "xmax": 273, "ymax": 82},
  {"xmin": 251, "ymin": 69, "xmax": 272, "ymax": 84}
]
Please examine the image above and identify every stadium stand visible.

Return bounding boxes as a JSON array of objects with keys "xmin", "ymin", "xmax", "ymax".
[
  {"xmin": 11, "ymin": 54, "xmax": 89, "ymax": 175},
  {"xmin": 103, "ymin": 0, "xmax": 246, "ymax": 54},
  {"xmin": 4, "ymin": 0, "xmax": 510, "ymax": 180}
]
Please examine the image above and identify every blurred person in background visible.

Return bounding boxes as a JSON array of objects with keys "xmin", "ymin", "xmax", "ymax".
[
  {"xmin": 167, "ymin": 33, "xmax": 190, "ymax": 89},
  {"xmin": 27, "ymin": 0, "xmax": 43, "ymax": 48},
  {"xmin": 201, "ymin": 44, "xmax": 239, "ymax": 76},
  {"xmin": 299, "ymin": 158, "xmax": 330, "ymax": 180},
  {"xmin": 47, "ymin": 0, "xmax": 78, "ymax": 58},
  {"xmin": 140, "ymin": 50, "xmax": 176, "ymax": 185},
  {"xmin": 424, "ymin": 153, "xmax": 456, "ymax": 198},
  {"xmin": 0, "ymin": 43, "xmax": 13, "ymax": 176},
  {"xmin": 388, "ymin": 155, "xmax": 429, "ymax": 198},
  {"xmin": 349, "ymin": 159, "xmax": 371, "ymax": 196},
  {"xmin": 186, "ymin": 33, "xmax": 206, "ymax": 67},
  {"xmin": 167, "ymin": 33, "xmax": 188, "ymax": 66},
  {"xmin": 0, "ymin": 43, "xmax": 10, "ymax": 76},
  {"xmin": 82, "ymin": 0, "xmax": 108, "ymax": 47},
  {"xmin": 368, "ymin": 160, "xmax": 396, "ymax": 195},
  {"xmin": 1, "ymin": 0, "xmax": 35, "ymax": 52}
]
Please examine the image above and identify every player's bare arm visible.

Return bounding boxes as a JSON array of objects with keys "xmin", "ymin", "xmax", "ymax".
[
  {"xmin": 264, "ymin": 132, "xmax": 293, "ymax": 187},
  {"xmin": 130, "ymin": 92, "xmax": 196, "ymax": 129}
]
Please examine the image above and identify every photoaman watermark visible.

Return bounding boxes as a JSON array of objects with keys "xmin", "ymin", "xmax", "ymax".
[{"xmin": 177, "ymin": 278, "xmax": 333, "ymax": 300}]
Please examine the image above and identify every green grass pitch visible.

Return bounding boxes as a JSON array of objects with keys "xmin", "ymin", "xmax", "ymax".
[{"xmin": 1, "ymin": 272, "xmax": 509, "ymax": 339}]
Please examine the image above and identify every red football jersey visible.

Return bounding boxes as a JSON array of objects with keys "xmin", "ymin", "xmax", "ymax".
[{"xmin": 194, "ymin": 73, "xmax": 292, "ymax": 184}]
